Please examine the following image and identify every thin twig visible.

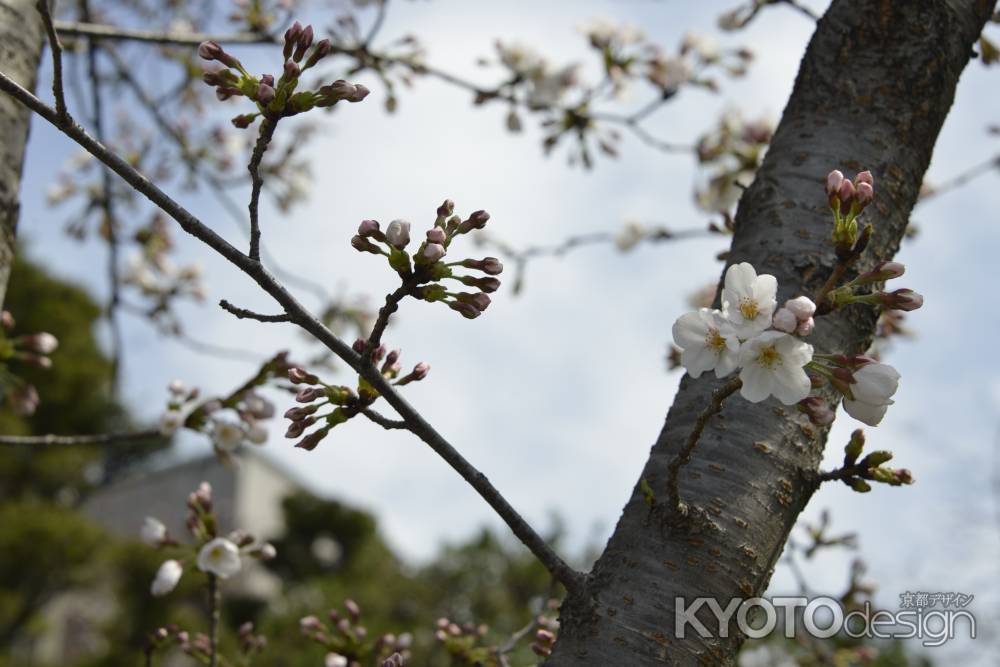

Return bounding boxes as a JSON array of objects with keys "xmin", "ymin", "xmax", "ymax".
[
  {"xmin": 54, "ymin": 20, "xmax": 279, "ymax": 46},
  {"xmin": 361, "ymin": 408, "xmax": 407, "ymax": 430},
  {"xmin": 219, "ymin": 298, "xmax": 291, "ymax": 322},
  {"xmin": 366, "ymin": 281, "xmax": 415, "ymax": 355},
  {"xmin": 0, "ymin": 429, "xmax": 162, "ymax": 446},
  {"xmin": 36, "ymin": 0, "xmax": 69, "ymax": 123},
  {"xmin": 665, "ymin": 377, "xmax": 742, "ymax": 515},
  {"xmin": 918, "ymin": 154, "xmax": 1000, "ymax": 203},
  {"xmin": 104, "ymin": 47, "xmax": 331, "ymax": 302},
  {"xmin": 248, "ymin": 118, "xmax": 278, "ymax": 261},
  {"xmin": 0, "ymin": 71, "xmax": 583, "ymax": 593},
  {"xmin": 208, "ymin": 574, "xmax": 220, "ymax": 667},
  {"xmin": 80, "ymin": 0, "xmax": 124, "ymax": 396}
]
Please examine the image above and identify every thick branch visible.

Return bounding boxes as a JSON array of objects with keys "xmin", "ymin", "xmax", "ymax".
[
  {"xmin": 547, "ymin": 1, "xmax": 995, "ymax": 664},
  {"xmin": 0, "ymin": 71, "xmax": 582, "ymax": 592}
]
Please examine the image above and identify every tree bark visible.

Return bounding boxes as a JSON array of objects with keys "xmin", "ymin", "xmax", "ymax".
[
  {"xmin": 548, "ymin": 1, "xmax": 995, "ymax": 665},
  {"xmin": 0, "ymin": 0, "xmax": 44, "ymax": 310}
]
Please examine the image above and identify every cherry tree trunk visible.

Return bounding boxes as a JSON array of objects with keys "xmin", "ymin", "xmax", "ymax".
[
  {"xmin": 548, "ymin": 1, "xmax": 995, "ymax": 665},
  {"xmin": 0, "ymin": 0, "xmax": 44, "ymax": 309}
]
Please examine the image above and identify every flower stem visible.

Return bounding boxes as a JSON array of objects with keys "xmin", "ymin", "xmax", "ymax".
[
  {"xmin": 666, "ymin": 376, "xmax": 742, "ymax": 515},
  {"xmin": 208, "ymin": 574, "xmax": 221, "ymax": 667}
]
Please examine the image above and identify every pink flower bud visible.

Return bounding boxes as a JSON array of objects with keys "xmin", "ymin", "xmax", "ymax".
[
  {"xmin": 825, "ymin": 169, "xmax": 844, "ymax": 197},
  {"xmin": 837, "ymin": 179, "xmax": 856, "ymax": 207},
  {"xmin": 295, "ymin": 387, "xmax": 324, "ymax": 403},
  {"xmin": 284, "ymin": 59, "xmax": 301, "ymax": 79},
  {"xmin": 198, "ymin": 40, "xmax": 223, "ymax": 61},
  {"xmin": 358, "ymin": 219, "xmax": 380, "ymax": 237},
  {"xmin": 426, "ymin": 228, "xmax": 446, "ymax": 244},
  {"xmin": 771, "ymin": 307, "xmax": 797, "ymax": 333},
  {"xmin": 420, "ymin": 243, "xmax": 446, "ymax": 263},
  {"xmin": 855, "ymin": 170, "xmax": 874, "ymax": 187},
  {"xmin": 285, "ymin": 417, "xmax": 314, "ymax": 439},
  {"xmin": 784, "ymin": 296, "xmax": 816, "ymax": 321},
  {"xmin": 436, "ymin": 199, "xmax": 455, "ymax": 218},
  {"xmin": 305, "ymin": 39, "xmax": 332, "ymax": 68},
  {"xmin": 449, "ymin": 301, "xmax": 481, "ymax": 319},
  {"xmin": 256, "ymin": 83, "xmax": 276, "ymax": 104},
  {"xmin": 881, "ymin": 288, "xmax": 923, "ymax": 311},
  {"xmin": 480, "ymin": 257, "xmax": 503, "ymax": 275},
  {"xmin": 352, "ymin": 338, "xmax": 366, "ymax": 354},
  {"xmin": 855, "ymin": 181, "xmax": 874, "ymax": 206},
  {"xmin": 351, "ymin": 235, "xmax": 381, "ymax": 254},
  {"xmin": 476, "ymin": 277, "xmax": 501, "ymax": 293},
  {"xmin": 386, "ymin": 220, "xmax": 411, "ymax": 249},
  {"xmin": 795, "ymin": 317, "xmax": 815, "ymax": 336},
  {"xmin": 798, "ymin": 397, "xmax": 835, "ymax": 426},
  {"xmin": 284, "ymin": 22, "xmax": 303, "ymax": 59},
  {"xmin": 20, "ymin": 332, "xmax": 58, "ymax": 354},
  {"xmin": 284, "ymin": 405, "xmax": 318, "ymax": 421}
]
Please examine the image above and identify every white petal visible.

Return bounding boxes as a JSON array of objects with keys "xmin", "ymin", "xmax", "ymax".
[
  {"xmin": 672, "ymin": 310, "xmax": 709, "ymax": 348},
  {"xmin": 852, "ymin": 363, "xmax": 900, "ymax": 405},
  {"xmin": 843, "ymin": 399, "xmax": 889, "ymax": 426},
  {"xmin": 772, "ymin": 366, "xmax": 812, "ymax": 405},
  {"xmin": 739, "ymin": 365, "xmax": 774, "ymax": 403}
]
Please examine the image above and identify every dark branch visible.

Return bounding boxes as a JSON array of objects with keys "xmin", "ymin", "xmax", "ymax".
[
  {"xmin": 219, "ymin": 298, "xmax": 291, "ymax": 323},
  {"xmin": 248, "ymin": 118, "xmax": 278, "ymax": 261},
  {"xmin": 36, "ymin": 0, "xmax": 69, "ymax": 123},
  {"xmin": 361, "ymin": 408, "xmax": 407, "ymax": 430},
  {"xmin": 0, "ymin": 71, "xmax": 583, "ymax": 593}
]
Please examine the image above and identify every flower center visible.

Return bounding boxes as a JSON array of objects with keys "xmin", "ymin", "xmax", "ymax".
[
  {"xmin": 705, "ymin": 328, "xmax": 727, "ymax": 354},
  {"xmin": 756, "ymin": 345, "xmax": 782, "ymax": 370},
  {"xmin": 739, "ymin": 297, "xmax": 759, "ymax": 321},
  {"xmin": 211, "ymin": 547, "xmax": 223, "ymax": 559}
]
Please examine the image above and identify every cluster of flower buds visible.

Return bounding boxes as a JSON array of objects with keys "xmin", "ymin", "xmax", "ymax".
[
  {"xmin": 835, "ymin": 429, "xmax": 914, "ymax": 493},
  {"xmin": 199, "ymin": 23, "xmax": 369, "ymax": 128},
  {"xmin": 144, "ymin": 481, "xmax": 276, "ymax": 598},
  {"xmin": 771, "ymin": 295, "xmax": 816, "ymax": 337},
  {"xmin": 301, "ymin": 600, "xmax": 412, "ymax": 666},
  {"xmin": 284, "ymin": 351, "xmax": 426, "ymax": 450},
  {"xmin": 237, "ymin": 621, "xmax": 268, "ymax": 658},
  {"xmin": 159, "ymin": 376, "xmax": 277, "ymax": 455},
  {"xmin": 0, "ymin": 312, "xmax": 58, "ymax": 416},
  {"xmin": 826, "ymin": 260, "xmax": 923, "ymax": 313},
  {"xmin": 434, "ymin": 617, "xmax": 495, "ymax": 665},
  {"xmin": 804, "ymin": 354, "xmax": 901, "ymax": 427},
  {"xmin": 530, "ymin": 608, "xmax": 561, "ymax": 657},
  {"xmin": 825, "ymin": 169, "xmax": 875, "ymax": 256},
  {"xmin": 352, "ymin": 200, "xmax": 503, "ymax": 320},
  {"xmin": 143, "ymin": 625, "xmax": 195, "ymax": 663}
]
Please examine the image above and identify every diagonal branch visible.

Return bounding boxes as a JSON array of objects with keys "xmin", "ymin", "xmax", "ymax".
[{"xmin": 0, "ymin": 70, "xmax": 583, "ymax": 593}]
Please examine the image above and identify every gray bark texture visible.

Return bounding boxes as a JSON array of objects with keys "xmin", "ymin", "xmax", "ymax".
[
  {"xmin": 548, "ymin": 0, "xmax": 995, "ymax": 665},
  {"xmin": 0, "ymin": 0, "xmax": 44, "ymax": 309}
]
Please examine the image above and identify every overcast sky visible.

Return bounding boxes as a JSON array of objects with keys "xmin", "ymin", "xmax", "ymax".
[{"xmin": 13, "ymin": 0, "xmax": 1000, "ymax": 663}]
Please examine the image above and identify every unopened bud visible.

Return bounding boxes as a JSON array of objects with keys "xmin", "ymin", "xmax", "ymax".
[
  {"xmin": 837, "ymin": 179, "xmax": 856, "ymax": 208},
  {"xmin": 795, "ymin": 317, "xmax": 815, "ymax": 336},
  {"xmin": 386, "ymin": 220, "xmax": 411, "ymax": 249},
  {"xmin": 855, "ymin": 170, "xmax": 874, "ymax": 187},
  {"xmin": 784, "ymin": 296, "xmax": 816, "ymax": 321},
  {"xmin": 358, "ymin": 219, "xmax": 381, "ymax": 237},
  {"xmin": 420, "ymin": 243, "xmax": 446, "ymax": 263},
  {"xmin": 426, "ymin": 228, "xmax": 446, "ymax": 244},
  {"xmin": 772, "ymin": 307, "xmax": 797, "ymax": 333},
  {"xmin": 879, "ymin": 288, "xmax": 923, "ymax": 311},
  {"xmin": 798, "ymin": 397, "xmax": 835, "ymax": 426},
  {"xmin": 351, "ymin": 235, "xmax": 382, "ymax": 254},
  {"xmin": 256, "ymin": 83, "xmax": 276, "ymax": 104},
  {"xmin": 825, "ymin": 169, "xmax": 844, "ymax": 197}
]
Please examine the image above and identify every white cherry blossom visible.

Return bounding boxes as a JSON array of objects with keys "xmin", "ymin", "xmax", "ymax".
[
  {"xmin": 738, "ymin": 331, "xmax": 813, "ymax": 405},
  {"xmin": 671, "ymin": 308, "xmax": 740, "ymax": 379},
  {"xmin": 843, "ymin": 361, "xmax": 900, "ymax": 426},
  {"xmin": 197, "ymin": 538, "xmax": 242, "ymax": 578},
  {"xmin": 151, "ymin": 559, "xmax": 183, "ymax": 596},
  {"xmin": 722, "ymin": 262, "xmax": 777, "ymax": 338},
  {"xmin": 141, "ymin": 516, "xmax": 167, "ymax": 546}
]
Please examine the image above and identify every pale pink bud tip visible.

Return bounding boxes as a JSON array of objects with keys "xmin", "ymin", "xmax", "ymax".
[
  {"xmin": 771, "ymin": 308, "xmax": 797, "ymax": 333},
  {"xmin": 825, "ymin": 170, "xmax": 844, "ymax": 196},
  {"xmin": 784, "ymin": 296, "xmax": 816, "ymax": 321},
  {"xmin": 855, "ymin": 170, "xmax": 874, "ymax": 187},
  {"xmin": 421, "ymin": 243, "xmax": 446, "ymax": 263}
]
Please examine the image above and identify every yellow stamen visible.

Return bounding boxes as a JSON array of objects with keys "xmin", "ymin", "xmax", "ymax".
[
  {"xmin": 705, "ymin": 328, "xmax": 727, "ymax": 354},
  {"xmin": 756, "ymin": 345, "xmax": 782, "ymax": 370},
  {"xmin": 739, "ymin": 298, "xmax": 759, "ymax": 321}
]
